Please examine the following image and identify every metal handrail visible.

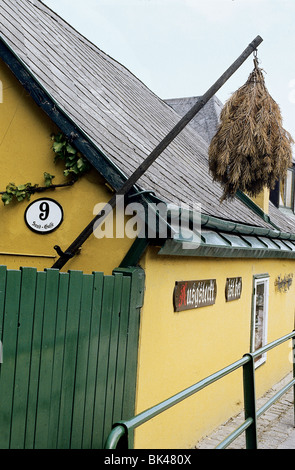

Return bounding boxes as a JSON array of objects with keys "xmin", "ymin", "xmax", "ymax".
[{"xmin": 105, "ymin": 331, "xmax": 295, "ymax": 449}]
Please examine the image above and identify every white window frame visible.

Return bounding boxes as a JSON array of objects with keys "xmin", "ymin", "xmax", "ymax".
[
  {"xmin": 280, "ymin": 167, "xmax": 295, "ymax": 211},
  {"xmin": 251, "ymin": 274, "xmax": 269, "ymax": 368}
]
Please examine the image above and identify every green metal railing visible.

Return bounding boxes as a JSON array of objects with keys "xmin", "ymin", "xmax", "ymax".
[{"xmin": 105, "ymin": 331, "xmax": 295, "ymax": 449}]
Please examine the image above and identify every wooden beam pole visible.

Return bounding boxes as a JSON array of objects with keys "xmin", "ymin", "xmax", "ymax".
[{"xmin": 52, "ymin": 35, "xmax": 263, "ymax": 269}]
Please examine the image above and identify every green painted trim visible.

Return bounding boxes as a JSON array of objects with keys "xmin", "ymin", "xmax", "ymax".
[
  {"xmin": 119, "ymin": 237, "xmax": 150, "ymax": 268},
  {"xmin": 139, "ymin": 192, "xmax": 295, "ymax": 241},
  {"xmin": 200, "ymin": 213, "xmax": 293, "ymax": 240},
  {"xmin": 236, "ymin": 190, "xmax": 280, "ymax": 230},
  {"xmin": 158, "ymin": 238, "xmax": 295, "ymax": 259}
]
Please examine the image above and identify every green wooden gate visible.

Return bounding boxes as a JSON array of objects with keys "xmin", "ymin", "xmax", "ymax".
[{"xmin": 0, "ymin": 265, "xmax": 144, "ymax": 449}]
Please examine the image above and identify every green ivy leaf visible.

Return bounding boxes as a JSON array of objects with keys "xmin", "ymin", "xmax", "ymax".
[
  {"xmin": 66, "ymin": 144, "xmax": 76, "ymax": 155},
  {"xmin": 53, "ymin": 141, "xmax": 64, "ymax": 153},
  {"xmin": 53, "ymin": 133, "xmax": 64, "ymax": 143},
  {"xmin": 64, "ymin": 167, "xmax": 78, "ymax": 176},
  {"xmin": 6, "ymin": 183, "xmax": 17, "ymax": 194},
  {"xmin": 77, "ymin": 158, "xmax": 85, "ymax": 170},
  {"xmin": 44, "ymin": 172, "xmax": 55, "ymax": 187},
  {"xmin": 2, "ymin": 193, "xmax": 13, "ymax": 205},
  {"xmin": 16, "ymin": 192, "xmax": 26, "ymax": 202}
]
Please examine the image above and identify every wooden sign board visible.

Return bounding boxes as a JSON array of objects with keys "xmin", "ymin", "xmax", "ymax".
[
  {"xmin": 174, "ymin": 279, "xmax": 217, "ymax": 312},
  {"xmin": 225, "ymin": 277, "xmax": 242, "ymax": 302}
]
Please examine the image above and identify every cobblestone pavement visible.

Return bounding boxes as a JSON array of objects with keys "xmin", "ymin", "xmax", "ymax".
[{"xmin": 196, "ymin": 373, "xmax": 295, "ymax": 449}]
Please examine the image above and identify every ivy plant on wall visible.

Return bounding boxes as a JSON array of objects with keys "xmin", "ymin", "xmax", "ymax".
[
  {"xmin": 1, "ymin": 133, "xmax": 90, "ymax": 205},
  {"xmin": 51, "ymin": 133, "xmax": 91, "ymax": 179}
]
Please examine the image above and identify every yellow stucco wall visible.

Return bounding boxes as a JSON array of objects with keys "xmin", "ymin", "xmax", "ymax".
[
  {"xmin": 0, "ymin": 58, "xmax": 133, "ymax": 274},
  {"xmin": 251, "ymin": 188, "xmax": 270, "ymax": 214},
  {"xmin": 134, "ymin": 248, "xmax": 294, "ymax": 448}
]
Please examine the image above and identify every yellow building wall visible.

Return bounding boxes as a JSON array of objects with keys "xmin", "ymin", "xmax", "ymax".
[
  {"xmin": 0, "ymin": 58, "xmax": 133, "ymax": 274},
  {"xmin": 251, "ymin": 188, "xmax": 270, "ymax": 214},
  {"xmin": 134, "ymin": 248, "xmax": 295, "ymax": 449}
]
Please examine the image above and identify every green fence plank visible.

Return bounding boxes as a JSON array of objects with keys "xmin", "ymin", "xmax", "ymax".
[
  {"xmin": 0, "ymin": 266, "xmax": 7, "ymax": 336},
  {"xmin": 47, "ymin": 272, "xmax": 69, "ymax": 449},
  {"xmin": 92, "ymin": 275, "xmax": 115, "ymax": 449},
  {"xmin": 57, "ymin": 270, "xmax": 83, "ymax": 449},
  {"xmin": 0, "ymin": 270, "xmax": 21, "ymax": 449},
  {"xmin": 0, "ymin": 266, "xmax": 7, "ymax": 374},
  {"xmin": 103, "ymin": 273, "xmax": 123, "ymax": 446},
  {"xmin": 112, "ymin": 276, "xmax": 131, "ymax": 423},
  {"xmin": 70, "ymin": 274, "xmax": 94, "ymax": 449},
  {"xmin": 10, "ymin": 267, "xmax": 37, "ymax": 449},
  {"xmin": 82, "ymin": 271, "xmax": 104, "ymax": 449},
  {"xmin": 25, "ymin": 271, "xmax": 46, "ymax": 449},
  {"xmin": 121, "ymin": 268, "xmax": 145, "ymax": 421},
  {"xmin": 34, "ymin": 269, "xmax": 60, "ymax": 449}
]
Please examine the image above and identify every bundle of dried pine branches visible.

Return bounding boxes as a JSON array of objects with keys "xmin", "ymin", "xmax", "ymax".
[{"xmin": 209, "ymin": 64, "xmax": 294, "ymax": 201}]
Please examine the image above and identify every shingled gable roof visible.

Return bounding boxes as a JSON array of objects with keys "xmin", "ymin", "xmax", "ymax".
[
  {"xmin": 165, "ymin": 96, "xmax": 223, "ymax": 145},
  {"xmin": 0, "ymin": 0, "xmax": 294, "ymax": 239}
]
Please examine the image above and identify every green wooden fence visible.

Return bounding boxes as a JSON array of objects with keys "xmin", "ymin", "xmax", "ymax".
[{"xmin": 0, "ymin": 265, "xmax": 144, "ymax": 449}]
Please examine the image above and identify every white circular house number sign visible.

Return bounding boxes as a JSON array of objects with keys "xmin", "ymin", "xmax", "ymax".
[{"xmin": 25, "ymin": 198, "xmax": 63, "ymax": 234}]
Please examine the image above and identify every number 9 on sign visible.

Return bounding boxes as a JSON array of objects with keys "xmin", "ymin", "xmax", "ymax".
[{"xmin": 25, "ymin": 198, "xmax": 63, "ymax": 234}]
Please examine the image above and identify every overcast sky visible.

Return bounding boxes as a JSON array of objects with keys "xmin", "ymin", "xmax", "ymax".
[{"xmin": 42, "ymin": 0, "xmax": 294, "ymax": 137}]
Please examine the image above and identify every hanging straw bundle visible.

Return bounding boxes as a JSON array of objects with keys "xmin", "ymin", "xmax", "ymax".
[{"xmin": 209, "ymin": 58, "xmax": 294, "ymax": 201}]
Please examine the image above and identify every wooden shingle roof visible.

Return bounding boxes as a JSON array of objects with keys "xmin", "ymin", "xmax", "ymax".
[
  {"xmin": 0, "ymin": 0, "xmax": 294, "ymax": 234},
  {"xmin": 165, "ymin": 96, "xmax": 223, "ymax": 145}
]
